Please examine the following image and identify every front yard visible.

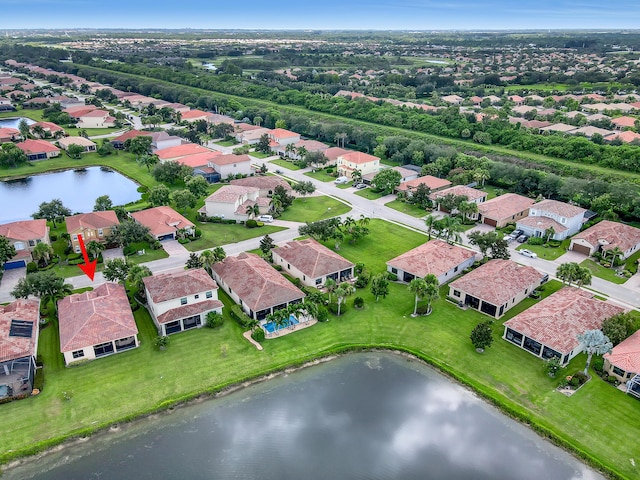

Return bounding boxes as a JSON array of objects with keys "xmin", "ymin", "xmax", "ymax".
[
  {"xmin": 515, "ymin": 239, "xmax": 570, "ymax": 260},
  {"xmin": 580, "ymin": 259, "xmax": 628, "ymax": 284},
  {"xmin": 277, "ymin": 196, "xmax": 351, "ymax": 223},
  {"xmin": 304, "ymin": 169, "xmax": 336, "ymax": 183},
  {"xmin": 384, "ymin": 199, "xmax": 428, "ymax": 218},
  {"xmin": 269, "ymin": 158, "xmax": 301, "ymax": 170},
  {"xmin": 354, "ymin": 188, "xmax": 386, "ymax": 200},
  {"xmin": 183, "ymin": 223, "xmax": 286, "ymax": 252}
]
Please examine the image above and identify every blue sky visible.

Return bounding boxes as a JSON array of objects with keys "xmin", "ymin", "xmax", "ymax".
[{"xmin": 3, "ymin": 0, "xmax": 640, "ymax": 30}]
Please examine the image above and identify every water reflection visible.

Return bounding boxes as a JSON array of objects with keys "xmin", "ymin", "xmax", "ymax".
[{"xmin": 4, "ymin": 354, "xmax": 602, "ymax": 480}]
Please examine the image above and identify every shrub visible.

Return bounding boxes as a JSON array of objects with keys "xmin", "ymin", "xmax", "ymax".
[
  {"xmin": 548, "ymin": 240, "xmax": 562, "ymax": 248},
  {"xmin": 354, "ymin": 262, "xmax": 365, "ymax": 275},
  {"xmin": 155, "ymin": 335, "xmax": 170, "ymax": 350},
  {"xmin": 292, "ymin": 277, "xmax": 303, "ymax": 288},
  {"xmin": 502, "ymin": 224, "xmax": 516, "ymax": 234},
  {"xmin": 569, "ymin": 376, "xmax": 580, "ymax": 387},
  {"xmin": 61, "ymin": 232, "xmax": 70, "ymax": 240},
  {"xmin": 316, "ymin": 305, "xmax": 329, "ymax": 322},
  {"xmin": 387, "ymin": 273, "xmax": 398, "ymax": 281},
  {"xmin": 251, "ymin": 327, "xmax": 265, "ymax": 342},
  {"xmin": 574, "ymin": 371, "xmax": 588, "ymax": 385},
  {"xmin": 325, "ymin": 167, "xmax": 334, "ymax": 174},
  {"xmin": 246, "ymin": 219, "xmax": 258, "ymax": 228},
  {"xmin": 27, "ymin": 262, "xmax": 38, "ymax": 273},
  {"xmin": 151, "ymin": 241, "xmax": 162, "ymax": 250},
  {"xmin": 354, "ymin": 271, "xmax": 370, "ymax": 288},
  {"xmin": 592, "ymin": 357, "xmax": 604, "ymax": 372},
  {"xmin": 329, "ymin": 302, "xmax": 348, "ymax": 315},
  {"xmin": 178, "ymin": 238, "xmax": 190, "ymax": 245},
  {"xmin": 229, "ymin": 305, "xmax": 252, "ymax": 328},
  {"xmin": 49, "ymin": 234, "xmax": 58, "ymax": 242},
  {"xmin": 353, "ymin": 297, "xmax": 364, "ymax": 309},
  {"xmin": 206, "ymin": 311, "xmax": 224, "ymax": 329},
  {"xmin": 33, "ymin": 367, "xmax": 44, "ymax": 391},
  {"xmin": 470, "ymin": 320, "xmax": 494, "ymax": 350},
  {"xmin": 545, "ymin": 357, "xmax": 562, "ymax": 377},
  {"xmin": 194, "ymin": 228, "xmax": 202, "ymax": 238},
  {"xmin": 607, "ymin": 375, "xmax": 618, "ymax": 384},
  {"xmin": 273, "ymin": 264, "xmax": 283, "ymax": 271},
  {"xmin": 528, "ymin": 237, "xmax": 544, "ymax": 246},
  {"xmin": 67, "ymin": 253, "xmax": 82, "ymax": 261}
]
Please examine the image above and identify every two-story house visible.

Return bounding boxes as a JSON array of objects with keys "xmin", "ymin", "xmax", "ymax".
[
  {"xmin": 65, "ymin": 211, "xmax": 120, "ymax": 254},
  {"xmin": 336, "ymin": 151, "xmax": 380, "ymax": 177},
  {"xmin": 131, "ymin": 206, "xmax": 195, "ymax": 241},
  {"xmin": 143, "ymin": 269, "xmax": 223, "ymax": 336},
  {"xmin": 199, "ymin": 185, "xmax": 269, "ymax": 222},
  {"xmin": 516, "ymin": 199, "xmax": 587, "ymax": 240},
  {"xmin": 0, "ymin": 219, "xmax": 50, "ymax": 269}
]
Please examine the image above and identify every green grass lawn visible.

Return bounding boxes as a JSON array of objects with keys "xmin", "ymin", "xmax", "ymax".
[
  {"xmin": 215, "ymin": 139, "xmax": 238, "ymax": 147},
  {"xmin": 67, "ymin": 126, "xmax": 123, "ymax": 137},
  {"xmin": 183, "ymin": 224, "xmax": 286, "ymax": 252},
  {"xmin": 250, "ymin": 151, "xmax": 273, "ymax": 159},
  {"xmin": 303, "ymin": 170, "xmax": 336, "ymax": 182},
  {"xmin": 278, "ymin": 196, "xmax": 351, "ymax": 223},
  {"xmin": 0, "ymin": 108, "xmax": 46, "ymax": 122},
  {"xmin": 354, "ymin": 188, "xmax": 386, "ymax": 200},
  {"xmin": 384, "ymin": 199, "xmax": 427, "ymax": 218},
  {"xmin": 126, "ymin": 245, "xmax": 169, "ymax": 265},
  {"xmin": 0, "ymin": 220, "xmax": 638, "ymax": 479},
  {"xmin": 269, "ymin": 158, "xmax": 301, "ymax": 170},
  {"xmin": 515, "ymin": 240, "xmax": 570, "ymax": 261},
  {"xmin": 580, "ymin": 259, "xmax": 628, "ymax": 285}
]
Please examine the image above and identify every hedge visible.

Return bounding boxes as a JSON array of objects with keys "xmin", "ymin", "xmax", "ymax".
[{"xmin": 229, "ymin": 305, "xmax": 252, "ymax": 328}]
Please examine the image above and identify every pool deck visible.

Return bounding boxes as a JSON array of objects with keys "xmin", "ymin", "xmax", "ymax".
[{"xmin": 265, "ymin": 316, "xmax": 317, "ymax": 339}]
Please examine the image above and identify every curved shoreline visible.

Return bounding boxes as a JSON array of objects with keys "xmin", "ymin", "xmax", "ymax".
[{"xmin": 0, "ymin": 346, "xmax": 619, "ymax": 479}]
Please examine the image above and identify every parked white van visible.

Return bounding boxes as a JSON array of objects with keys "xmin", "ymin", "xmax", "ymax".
[
  {"xmin": 334, "ymin": 176, "xmax": 349, "ymax": 184},
  {"xmin": 258, "ymin": 215, "xmax": 274, "ymax": 223}
]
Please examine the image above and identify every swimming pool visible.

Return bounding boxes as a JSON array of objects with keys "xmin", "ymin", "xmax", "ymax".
[{"xmin": 262, "ymin": 315, "xmax": 299, "ymax": 333}]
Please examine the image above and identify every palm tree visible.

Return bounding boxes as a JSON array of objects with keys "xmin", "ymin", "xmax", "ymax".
[
  {"xmin": 86, "ymin": 240, "xmax": 105, "ymax": 261},
  {"xmin": 297, "ymin": 145, "xmax": 308, "ymax": 160},
  {"xmin": 300, "ymin": 299, "xmax": 318, "ymax": 321},
  {"xmin": 556, "ymin": 262, "xmax": 578, "ymax": 286},
  {"xmin": 358, "ymin": 215, "xmax": 370, "ymax": 228},
  {"xmin": 473, "ymin": 168, "xmax": 490, "ymax": 186},
  {"xmin": 245, "ymin": 203, "xmax": 260, "ymax": 220},
  {"xmin": 285, "ymin": 143, "xmax": 297, "ymax": 159},
  {"xmin": 351, "ymin": 169, "xmax": 362, "ymax": 184},
  {"xmin": 137, "ymin": 154, "xmax": 159, "ymax": 172},
  {"xmin": 457, "ymin": 201, "xmax": 478, "ymax": 224},
  {"xmin": 199, "ymin": 249, "xmax": 215, "ymax": 275},
  {"xmin": 212, "ymin": 246, "xmax": 226, "ymax": 263},
  {"xmin": 424, "ymin": 214, "xmax": 437, "ymax": 240},
  {"xmin": 544, "ymin": 226, "xmax": 556, "ymax": 243},
  {"xmin": 127, "ymin": 264, "xmax": 152, "ymax": 296},
  {"xmin": 335, "ymin": 282, "xmax": 355, "ymax": 316},
  {"xmin": 324, "ymin": 277, "xmax": 337, "ymax": 303},
  {"xmin": 409, "ymin": 278, "xmax": 428, "ymax": 316},
  {"xmin": 32, "ymin": 242, "xmax": 54, "ymax": 267},
  {"xmin": 422, "ymin": 274, "xmax": 440, "ymax": 315},
  {"xmin": 605, "ymin": 247, "xmax": 624, "ymax": 269},
  {"xmin": 440, "ymin": 216, "xmax": 464, "ymax": 244},
  {"xmin": 576, "ymin": 266, "xmax": 592, "ymax": 287},
  {"xmin": 269, "ymin": 196, "xmax": 283, "ymax": 216}
]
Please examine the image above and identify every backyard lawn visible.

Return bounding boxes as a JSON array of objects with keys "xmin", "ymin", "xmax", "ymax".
[
  {"xmin": 269, "ymin": 158, "xmax": 301, "ymax": 170},
  {"xmin": 385, "ymin": 199, "xmax": 427, "ymax": 218},
  {"xmin": 277, "ymin": 196, "xmax": 351, "ymax": 223},
  {"xmin": 515, "ymin": 240, "xmax": 570, "ymax": 261},
  {"xmin": 580, "ymin": 259, "xmax": 628, "ymax": 285}
]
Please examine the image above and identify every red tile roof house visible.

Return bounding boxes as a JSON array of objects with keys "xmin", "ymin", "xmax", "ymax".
[
  {"xmin": 0, "ymin": 298, "xmax": 41, "ymax": 399},
  {"xmin": 110, "ymin": 129, "xmax": 152, "ymax": 149},
  {"xmin": 386, "ymin": 239, "xmax": 477, "ymax": 285},
  {"xmin": 477, "ymin": 193, "xmax": 535, "ymax": 228},
  {"xmin": 15, "ymin": 139, "xmax": 60, "ymax": 161},
  {"xmin": 429, "ymin": 185, "xmax": 487, "ymax": 219},
  {"xmin": 230, "ymin": 176, "xmax": 292, "ymax": 197},
  {"xmin": 58, "ymin": 136, "xmax": 97, "ymax": 153},
  {"xmin": 503, "ymin": 287, "xmax": 625, "ymax": 365},
  {"xmin": 610, "ymin": 116, "xmax": 637, "ymax": 130},
  {"xmin": 0, "ymin": 127, "xmax": 20, "ymax": 143},
  {"xmin": 199, "ymin": 185, "xmax": 269, "ymax": 223},
  {"xmin": 131, "ymin": 206, "xmax": 195, "ymax": 241},
  {"xmin": 337, "ymin": 151, "xmax": 381, "ymax": 177},
  {"xmin": 0, "ymin": 219, "xmax": 50, "ymax": 269},
  {"xmin": 516, "ymin": 199, "xmax": 587, "ymax": 241},
  {"xmin": 363, "ymin": 166, "xmax": 419, "ymax": 186},
  {"xmin": 208, "ymin": 153, "xmax": 253, "ymax": 179},
  {"xmin": 273, "ymin": 239, "xmax": 355, "ymax": 288},
  {"xmin": 29, "ymin": 121, "xmax": 65, "ymax": 139},
  {"xmin": 569, "ymin": 220, "xmax": 640, "ymax": 259},
  {"xmin": 58, "ymin": 283, "xmax": 139, "ymax": 366},
  {"xmin": 448, "ymin": 259, "xmax": 546, "ymax": 319},
  {"xmin": 396, "ymin": 175, "xmax": 452, "ymax": 196},
  {"xmin": 180, "ymin": 109, "xmax": 214, "ymax": 123},
  {"xmin": 273, "ymin": 139, "xmax": 328, "ymax": 160},
  {"xmin": 603, "ymin": 329, "xmax": 640, "ymax": 383},
  {"xmin": 65, "ymin": 211, "xmax": 120, "ymax": 254},
  {"xmin": 143, "ymin": 269, "xmax": 223, "ymax": 336},
  {"xmin": 268, "ymin": 128, "xmax": 301, "ymax": 147},
  {"xmin": 211, "ymin": 253, "xmax": 305, "ymax": 321},
  {"xmin": 75, "ymin": 109, "xmax": 116, "ymax": 129},
  {"xmin": 156, "ymin": 143, "xmax": 211, "ymax": 162},
  {"xmin": 321, "ymin": 147, "xmax": 349, "ymax": 167}
]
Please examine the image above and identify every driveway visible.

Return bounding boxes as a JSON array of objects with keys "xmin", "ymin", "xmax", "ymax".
[
  {"xmin": 161, "ymin": 240, "xmax": 190, "ymax": 257},
  {"xmin": 103, "ymin": 247, "xmax": 124, "ymax": 261},
  {"xmin": 555, "ymin": 250, "xmax": 587, "ymax": 264},
  {"xmin": 0, "ymin": 268, "xmax": 26, "ymax": 302}
]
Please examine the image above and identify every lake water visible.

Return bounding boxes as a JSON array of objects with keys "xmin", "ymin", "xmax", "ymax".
[
  {"xmin": 0, "ymin": 117, "xmax": 36, "ymax": 129},
  {"xmin": 0, "ymin": 167, "xmax": 141, "ymax": 223},
  {"xmin": 4, "ymin": 353, "xmax": 601, "ymax": 480}
]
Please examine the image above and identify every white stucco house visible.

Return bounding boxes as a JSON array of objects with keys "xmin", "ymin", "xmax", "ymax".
[{"xmin": 516, "ymin": 199, "xmax": 587, "ymax": 240}]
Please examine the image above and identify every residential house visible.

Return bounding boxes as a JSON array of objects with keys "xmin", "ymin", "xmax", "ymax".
[
  {"xmin": 322, "ymin": 147, "xmax": 349, "ymax": 167},
  {"xmin": 603, "ymin": 329, "xmax": 640, "ymax": 383},
  {"xmin": 336, "ymin": 151, "xmax": 380, "ymax": 177},
  {"xmin": 0, "ymin": 299, "xmax": 40, "ymax": 399},
  {"xmin": 540, "ymin": 123, "xmax": 578, "ymax": 134},
  {"xmin": 230, "ymin": 176, "xmax": 292, "ymax": 197},
  {"xmin": 58, "ymin": 136, "xmax": 97, "ymax": 153},
  {"xmin": 386, "ymin": 239, "xmax": 477, "ymax": 285},
  {"xmin": 75, "ymin": 109, "xmax": 116, "ymax": 129},
  {"xmin": 199, "ymin": 185, "xmax": 268, "ymax": 222},
  {"xmin": 503, "ymin": 287, "xmax": 624, "ymax": 365},
  {"xmin": 571, "ymin": 126, "xmax": 615, "ymax": 139},
  {"xmin": 0, "ymin": 127, "xmax": 20, "ymax": 142},
  {"xmin": 274, "ymin": 139, "xmax": 328, "ymax": 159},
  {"xmin": 206, "ymin": 114, "xmax": 235, "ymax": 125},
  {"xmin": 429, "ymin": 185, "xmax": 487, "ymax": 218},
  {"xmin": 131, "ymin": 206, "xmax": 194, "ymax": 241},
  {"xmin": 516, "ymin": 199, "xmax": 587, "ymax": 240},
  {"xmin": 236, "ymin": 126, "xmax": 270, "ymax": 145},
  {"xmin": 156, "ymin": 144, "xmax": 211, "ymax": 162},
  {"xmin": 569, "ymin": 220, "xmax": 640, "ymax": 259},
  {"xmin": 15, "ymin": 139, "xmax": 60, "ymax": 161},
  {"xmin": 608, "ymin": 131, "xmax": 640, "ymax": 144},
  {"xmin": 0, "ymin": 219, "xmax": 50, "ymax": 269},
  {"xmin": 477, "ymin": 193, "xmax": 535, "ymax": 228},
  {"xmin": 272, "ymin": 239, "xmax": 355, "ymax": 288},
  {"xmin": 149, "ymin": 131, "xmax": 182, "ymax": 151},
  {"xmin": 268, "ymin": 128, "xmax": 300, "ymax": 147},
  {"xmin": 441, "ymin": 94, "xmax": 464, "ymax": 105},
  {"xmin": 65, "ymin": 211, "xmax": 120, "ymax": 254},
  {"xmin": 143, "ymin": 269, "xmax": 224, "ymax": 336},
  {"xmin": 110, "ymin": 129, "xmax": 151, "ymax": 149},
  {"xmin": 208, "ymin": 154, "xmax": 253, "ymax": 179},
  {"xmin": 58, "ymin": 283, "xmax": 139, "ymax": 366},
  {"xmin": 396, "ymin": 175, "xmax": 452, "ymax": 196},
  {"xmin": 364, "ymin": 166, "xmax": 419, "ymax": 186},
  {"xmin": 611, "ymin": 116, "xmax": 637, "ymax": 130},
  {"xmin": 181, "ymin": 109, "xmax": 214, "ymax": 123},
  {"xmin": 29, "ymin": 121, "xmax": 64, "ymax": 139},
  {"xmin": 448, "ymin": 259, "xmax": 546, "ymax": 318},
  {"xmin": 211, "ymin": 253, "xmax": 305, "ymax": 321}
]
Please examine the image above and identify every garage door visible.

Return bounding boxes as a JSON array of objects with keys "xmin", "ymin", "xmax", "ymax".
[
  {"xmin": 571, "ymin": 243, "xmax": 591, "ymax": 255},
  {"xmin": 158, "ymin": 234, "xmax": 175, "ymax": 241},
  {"xmin": 4, "ymin": 259, "xmax": 27, "ymax": 270},
  {"xmin": 483, "ymin": 217, "xmax": 498, "ymax": 227}
]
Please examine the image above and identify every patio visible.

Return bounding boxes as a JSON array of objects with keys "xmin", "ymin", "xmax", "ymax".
[{"xmin": 263, "ymin": 315, "xmax": 317, "ymax": 339}]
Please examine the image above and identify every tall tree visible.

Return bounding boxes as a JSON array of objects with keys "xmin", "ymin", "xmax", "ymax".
[
  {"xmin": 245, "ymin": 203, "xmax": 261, "ymax": 220},
  {"xmin": 292, "ymin": 181, "xmax": 316, "ymax": 201},
  {"xmin": 137, "ymin": 153, "xmax": 159, "ymax": 172},
  {"xmin": 11, "ymin": 270, "xmax": 72, "ymax": 314},
  {"xmin": 259, "ymin": 234, "xmax": 276, "ymax": 259},
  {"xmin": 93, "ymin": 195, "xmax": 113, "ymax": 212},
  {"xmin": 409, "ymin": 278, "xmax": 428, "ymax": 316},
  {"xmin": 85, "ymin": 240, "xmax": 105, "ymax": 261},
  {"xmin": 372, "ymin": 169, "xmax": 402, "ymax": 195},
  {"xmin": 424, "ymin": 214, "xmax": 437, "ymax": 241},
  {"xmin": 32, "ymin": 242, "xmax": 54, "ymax": 267},
  {"xmin": 335, "ymin": 282, "xmax": 355, "ymax": 316},
  {"xmin": 127, "ymin": 264, "xmax": 152, "ymax": 295},
  {"xmin": 103, "ymin": 258, "xmax": 130, "ymax": 284},
  {"xmin": 106, "ymin": 221, "xmax": 151, "ymax": 248},
  {"xmin": 577, "ymin": 329, "xmax": 613, "ymax": 375},
  {"xmin": 255, "ymin": 134, "xmax": 271, "ymax": 154},
  {"xmin": 370, "ymin": 274, "xmax": 389, "ymax": 302},
  {"xmin": 185, "ymin": 175, "xmax": 209, "ymax": 198},
  {"xmin": 185, "ymin": 252, "xmax": 203, "ymax": 270},
  {"xmin": 0, "ymin": 235, "xmax": 17, "ymax": 268},
  {"xmin": 126, "ymin": 135, "xmax": 152, "ymax": 160},
  {"xmin": 172, "ymin": 189, "xmax": 197, "ymax": 212},
  {"xmin": 148, "ymin": 185, "xmax": 171, "ymax": 207},
  {"xmin": 32, "ymin": 199, "xmax": 71, "ymax": 228}
]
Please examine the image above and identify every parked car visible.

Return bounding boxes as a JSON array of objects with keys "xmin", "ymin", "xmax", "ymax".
[
  {"xmin": 355, "ymin": 183, "xmax": 367, "ymax": 189},
  {"xmin": 516, "ymin": 235, "xmax": 529, "ymax": 243},
  {"xmin": 334, "ymin": 176, "xmax": 349, "ymax": 184},
  {"xmin": 519, "ymin": 249, "xmax": 537, "ymax": 258},
  {"xmin": 275, "ymin": 169, "xmax": 283, "ymax": 174},
  {"xmin": 258, "ymin": 215, "xmax": 274, "ymax": 223},
  {"xmin": 509, "ymin": 229, "xmax": 523, "ymax": 240}
]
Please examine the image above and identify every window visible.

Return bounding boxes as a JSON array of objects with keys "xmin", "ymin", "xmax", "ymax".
[
  {"xmin": 14, "ymin": 242, "xmax": 25, "ymax": 250},
  {"xmin": 303, "ymin": 275, "xmax": 306, "ymax": 281},
  {"xmin": 287, "ymin": 263, "xmax": 290, "ymax": 270},
  {"xmin": 316, "ymin": 278, "xmax": 322, "ymax": 285},
  {"xmin": 194, "ymin": 294, "xmax": 199, "ymax": 299},
  {"xmin": 75, "ymin": 247, "xmax": 81, "ymax": 254},
  {"xmin": 454, "ymin": 266, "xmax": 459, "ymax": 272},
  {"xmin": 561, "ymin": 217, "xmax": 566, "ymax": 224},
  {"xmin": 391, "ymin": 267, "xmax": 397, "ymax": 274},
  {"xmin": 28, "ymin": 240, "xmax": 35, "ymax": 247},
  {"xmin": 613, "ymin": 366, "xmax": 625, "ymax": 377},
  {"xmin": 453, "ymin": 290, "xmax": 460, "ymax": 298},
  {"xmin": 72, "ymin": 234, "xmax": 78, "ymax": 241},
  {"xmin": 206, "ymin": 291, "xmax": 213, "ymax": 299},
  {"xmin": 180, "ymin": 297, "xmax": 187, "ymax": 305},
  {"xmin": 98, "ymin": 229, "xmax": 103, "ymax": 236},
  {"xmin": 72, "ymin": 350, "xmax": 85, "ymax": 359}
]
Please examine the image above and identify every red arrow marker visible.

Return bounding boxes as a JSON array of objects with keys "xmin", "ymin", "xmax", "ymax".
[{"xmin": 77, "ymin": 234, "xmax": 97, "ymax": 281}]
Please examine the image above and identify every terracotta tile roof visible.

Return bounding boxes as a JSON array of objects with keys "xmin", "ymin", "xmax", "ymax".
[
  {"xmin": 181, "ymin": 109, "xmax": 212, "ymax": 120},
  {"xmin": 604, "ymin": 329, "xmax": 640, "ymax": 374},
  {"xmin": 156, "ymin": 143, "xmax": 210, "ymax": 161},
  {"xmin": 205, "ymin": 185, "xmax": 259, "ymax": 204},
  {"xmin": 65, "ymin": 211, "xmax": 119, "ymax": 233},
  {"xmin": 157, "ymin": 299, "xmax": 224, "ymax": 324},
  {"xmin": 211, "ymin": 253, "xmax": 305, "ymax": 313},
  {"xmin": 143, "ymin": 268, "xmax": 217, "ymax": 303},
  {"xmin": 16, "ymin": 139, "xmax": 60, "ymax": 155},
  {"xmin": 531, "ymin": 199, "xmax": 586, "ymax": 219},
  {"xmin": 517, "ymin": 215, "xmax": 567, "ymax": 233},
  {"xmin": 477, "ymin": 193, "xmax": 535, "ymax": 222},
  {"xmin": 430, "ymin": 185, "xmax": 487, "ymax": 202},
  {"xmin": 0, "ymin": 127, "xmax": 19, "ymax": 138},
  {"xmin": 131, "ymin": 206, "xmax": 194, "ymax": 237},
  {"xmin": 397, "ymin": 176, "xmax": 452, "ymax": 192},
  {"xmin": 0, "ymin": 219, "xmax": 48, "ymax": 241},
  {"xmin": 30, "ymin": 121, "xmax": 64, "ymax": 133},
  {"xmin": 323, "ymin": 147, "xmax": 349, "ymax": 161},
  {"xmin": 230, "ymin": 176, "xmax": 292, "ymax": 191},
  {"xmin": 338, "ymin": 151, "xmax": 380, "ymax": 165},
  {"xmin": 235, "ymin": 123, "xmax": 262, "ymax": 132},
  {"xmin": 274, "ymin": 239, "xmax": 355, "ymax": 279},
  {"xmin": 449, "ymin": 259, "xmax": 544, "ymax": 307},
  {"xmin": 174, "ymin": 151, "xmax": 221, "ymax": 168},
  {"xmin": 112, "ymin": 129, "xmax": 151, "ymax": 143},
  {"xmin": 0, "ymin": 299, "xmax": 40, "ymax": 363},
  {"xmin": 293, "ymin": 139, "xmax": 328, "ymax": 151},
  {"xmin": 210, "ymin": 154, "xmax": 251, "ymax": 166},
  {"xmin": 386, "ymin": 239, "xmax": 476, "ymax": 279},
  {"xmin": 503, "ymin": 287, "xmax": 624, "ymax": 354},
  {"xmin": 269, "ymin": 128, "xmax": 299, "ymax": 139},
  {"xmin": 64, "ymin": 106, "xmax": 97, "ymax": 117},
  {"xmin": 58, "ymin": 283, "xmax": 138, "ymax": 353},
  {"xmin": 611, "ymin": 116, "xmax": 636, "ymax": 128},
  {"xmin": 58, "ymin": 136, "xmax": 96, "ymax": 149},
  {"xmin": 609, "ymin": 131, "xmax": 640, "ymax": 143},
  {"xmin": 572, "ymin": 220, "xmax": 640, "ymax": 254},
  {"xmin": 78, "ymin": 109, "xmax": 109, "ymax": 118},
  {"xmin": 540, "ymin": 123, "xmax": 577, "ymax": 133}
]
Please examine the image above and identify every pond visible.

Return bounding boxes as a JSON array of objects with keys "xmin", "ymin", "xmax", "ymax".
[
  {"xmin": 0, "ymin": 117, "xmax": 36, "ymax": 129},
  {"xmin": 0, "ymin": 167, "xmax": 141, "ymax": 223},
  {"xmin": 4, "ymin": 353, "xmax": 602, "ymax": 480}
]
